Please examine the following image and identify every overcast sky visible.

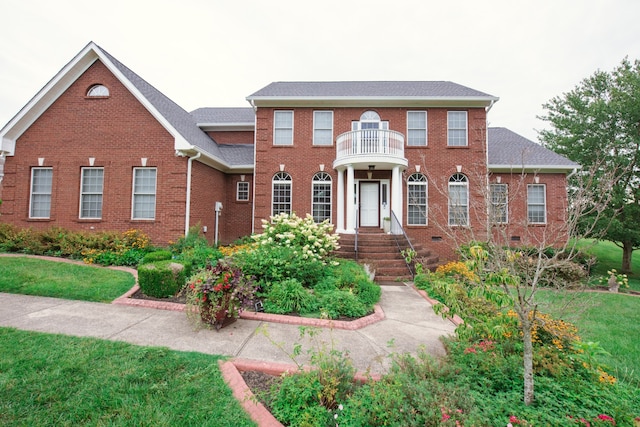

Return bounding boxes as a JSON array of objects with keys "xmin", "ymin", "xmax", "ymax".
[{"xmin": 1, "ymin": 0, "xmax": 638, "ymax": 142}]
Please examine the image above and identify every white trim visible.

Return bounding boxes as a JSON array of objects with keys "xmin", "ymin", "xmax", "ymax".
[
  {"xmin": 406, "ymin": 111, "xmax": 427, "ymax": 147},
  {"xmin": 236, "ymin": 181, "xmax": 250, "ymax": 202},
  {"xmin": 273, "ymin": 110, "xmax": 294, "ymax": 146},
  {"xmin": 527, "ymin": 184, "xmax": 547, "ymax": 224},
  {"xmin": 29, "ymin": 167, "xmax": 53, "ymax": 219},
  {"xmin": 312, "ymin": 110, "xmax": 333, "ymax": 146},
  {"xmin": 79, "ymin": 167, "xmax": 104, "ymax": 219},
  {"xmin": 132, "ymin": 167, "xmax": 157, "ymax": 220}
]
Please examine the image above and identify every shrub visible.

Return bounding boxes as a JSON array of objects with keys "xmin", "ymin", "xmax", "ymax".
[
  {"xmin": 141, "ymin": 250, "xmax": 173, "ymax": 264},
  {"xmin": 137, "ymin": 260, "xmax": 188, "ymax": 298},
  {"xmin": 319, "ymin": 290, "xmax": 368, "ymax": 319},
  {"xmin": 263, "ymin": 278, "xmax": 318, "ymax": 315}
]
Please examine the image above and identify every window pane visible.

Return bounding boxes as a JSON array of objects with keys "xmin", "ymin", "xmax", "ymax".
[
  {"xmin": 237, "ymin": 182, "xmax": 249, "ymax": 201},
  {"xmin": 80, "ymin": 168, "xmax": 104, "ymax": 218},
  {"xmin": 312, "ymin": 176, "xmax": 331, "ymax": 223},
  {"xmin": 490, "ymin": 183, "xmax": 508, "ymax": 224},
  {"xmin": 274, "ymin": 111, "xmax": 293, "ymax": 145},
  {"xmin": 447, "ymin": 111, "xmax": 468, "ymax": 146},
  {"xmin": 133, "ymin": 168, "xmax": 156, "ymax": 219},
  {"xmin": 527, "ymin": 185, "xmax": 546, "ymax": 223},
  {"xmin": 448, "ymin": 175, "xmax": 469, "ymax": 226},
  {"xmin": 30, "ymin": 168, "xmax": 53, "ymax": 218}
]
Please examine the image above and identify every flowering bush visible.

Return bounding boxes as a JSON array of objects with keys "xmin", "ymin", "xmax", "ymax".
[
  {"xmin": 435, "ymin": 261, "xmax": 477, "ymax": 282},
  {"xmin": 254, "ymin": 213, "xmax": 340, "ymax": 264},
  {"xmin": 185, "ymin": 259, "xmax": 257, "ymax": 328}
]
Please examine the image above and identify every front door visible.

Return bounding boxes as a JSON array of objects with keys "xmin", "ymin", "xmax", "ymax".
[{"xmin": 360, "ymin": 182, "xmax": 379, "ymax": 227}]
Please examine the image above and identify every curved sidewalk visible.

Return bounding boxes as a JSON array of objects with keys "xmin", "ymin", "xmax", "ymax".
[{"xmin": 0, "ymin": 284, "xmax": 456, "ymax": 374}]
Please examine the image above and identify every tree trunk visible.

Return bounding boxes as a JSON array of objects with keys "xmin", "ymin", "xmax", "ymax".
[
  {"xmin": 622, "ymin": 241, "xmax": 634, "ymax": 273},
  {"xmin": 522, "ymin": 318, "xmax": 535, "ymax": 405}
]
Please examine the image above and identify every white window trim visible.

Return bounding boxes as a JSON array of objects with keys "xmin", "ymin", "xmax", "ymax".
[
  {"xmin": 29, "ymin": 167, "xmax": 53, "ymax": 219},
  {"xmin": 79, "ymin": 167, "xmax": 104, "ymax": 219},
  {"xmin": 236, "ymin": 181, "xmax": 250, "ymax": 202},
  {"xmin": 407, "ymin": 173, "xmax": 428, "ymax": 225},
  {"xmin": 447, "ymin": 111, "xmax": 468, "ymax": 147},
  {"xmin": 527, "ymin": 184, "xmax": 547, "ymax": 224},
  {"xmin": 490, "ymin": 183, "xmax": 508, "ymax": 224},
  {"xmin": 313, "ymin": 111, "xmax": 334, "ymax": 146},
  {"xmin": 273, "ymin": 110, "xmax": 294, "ymax": 146},
  {"xmin": 271, "ymin": 172, "xmax": 292, "ymax": 216},
  {"xmin": 407, "ymin": 111, "xmax": 428, "ymax": 147},
  {"xmin": 448, "ymin": 174, "xmax": 469, "ymax": 226},
  {"xmin": 131, "ymin": 167, "xmax": 157, "ymax": 220},
  {"xmin": 311, "ymin": 172, "xmax": 332, "ymax": 223}
]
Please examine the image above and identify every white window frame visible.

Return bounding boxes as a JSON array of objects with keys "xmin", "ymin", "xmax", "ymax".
[
  {"xmin": 272, "ymin": 172, "xmax": 292, "ymax": 216},
  {"xmin": 311, "ymin": 172, "xmax": 332, "ymax": 223},
  {"xmin": 407, "ymin": 111, "xmax": 427, "ymax": 146},
  {"xmin": 29, "ymin": 167, "xmax": 53, "ymax": 219},
  {"xmin": 447, "ymin": 111, "xmax": 468, "ymax": 146},
  {"xmin": 448, "ymin": 173, "xmax": 469, "ymax": 226},
  {"xmin": 87, "ymin": 84, "xmax": 109, "ymax": 97},
  {"xmin": 273, "ymin": 110, "xmax": 294, "ymax": 145},
  {"xmin": 527, "ymin": 184, "xmax": 547, "ymax": 224},
  {"xmin": 79, "ymin": 167, "xmax": 104, "ymax": 219},
  {"xmin": 313, "ymin": 111, "xmax": 333, "ymax": 146},
  {"xmin": 132, "ymin": 167, "xmax": 157, "ymax": 220},
  {"xmin": 236, "ymin": 181, "xmax": 250, "ymax": 202},
  {"xmin": 490, "ymin": 183, "xmax": 508, "ymax": 224},
  {"xmin": 407, "ymin": 173, "xmax": 427, "ymax": 225}
]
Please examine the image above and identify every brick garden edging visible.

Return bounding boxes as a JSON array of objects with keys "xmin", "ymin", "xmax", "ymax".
[{"xmin": 413, "ymin": 286, "xmax": 464, "ymax": 327}]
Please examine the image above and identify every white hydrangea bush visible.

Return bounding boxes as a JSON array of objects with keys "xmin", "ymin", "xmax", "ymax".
[{"xmin": 253, "ymin": 213, "xmax": 340, "ymax": 264}]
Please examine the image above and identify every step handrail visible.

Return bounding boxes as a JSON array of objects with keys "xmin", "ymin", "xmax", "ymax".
[
  {"xmin": 390, "ymin": 211, "xmax": 416, "ymax": 277},
  {"xmin": 354, "ymin": 207, "xmax": 359, "ymax": 261}
]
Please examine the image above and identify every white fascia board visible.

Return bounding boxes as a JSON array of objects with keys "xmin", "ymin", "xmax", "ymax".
[
  {"xmin": 489, "ymin": 164, "xmax": 581, "ymax": 173},
  {"xmin": 246, "ymin": 95, "xmax": 499, "ymax": 108}
]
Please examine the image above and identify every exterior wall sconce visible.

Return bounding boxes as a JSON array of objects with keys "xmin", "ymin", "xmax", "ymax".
[
  {"xmin": 367, "ymin": 164, "xmax": 375, "ymax": 180},
  {"xmin": 496, "ymin": 176, "xmax": 502, "ymax": 183}
]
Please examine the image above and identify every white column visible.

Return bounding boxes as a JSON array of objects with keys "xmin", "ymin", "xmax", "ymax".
[
  {"xmin": 392, "ymin": 166, "xmax": 402, "ymax": 233},
  {"xmin": 345, "ymin": 165, "xmax": 355, "ymax": 232},
  {"xmin": 336, "ymin": 168, "xmax": 345, "ymax": 232}
]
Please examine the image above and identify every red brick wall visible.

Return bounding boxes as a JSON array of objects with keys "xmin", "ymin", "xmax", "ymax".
[
  {"xmin": 206, "ymin": 130, "xmax": 254, "ymax": 145},
  {"xmin": 0, "ymin": 60, "xmax": 190, "ymax": 245}
]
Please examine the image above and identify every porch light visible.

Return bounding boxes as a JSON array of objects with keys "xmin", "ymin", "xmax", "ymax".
[{"xmin": 368, "ymin": 164, "xmax": 375, "ymax": 180}]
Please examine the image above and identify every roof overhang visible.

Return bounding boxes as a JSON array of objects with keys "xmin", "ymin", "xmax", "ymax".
[
  {"xmin": 0, "ymin": 41, "xmax": 191, "ymax": 156},
  {"xmin": 489, "ymin": 164, "xmax": 581, "ymax": 174},
  {"xmin": 197, "ymin": 122, "xmax": 255, "ymax": 132},
  {"xmin": 246, "ymin": 96, "xmax": 499, "ymax": 109},
  {"xmin": 176, "ymin": 146, "xmax": 254, "ymax": 174}
]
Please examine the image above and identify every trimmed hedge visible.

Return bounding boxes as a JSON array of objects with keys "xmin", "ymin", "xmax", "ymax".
[{"xmin": 137, "ymin": 260, "xmax": 189, "ymax": 298}]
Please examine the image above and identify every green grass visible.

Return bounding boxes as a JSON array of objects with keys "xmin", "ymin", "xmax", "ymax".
[
  {"xmin": 577, "ymin": 239, "xmax": 640, "ymax": 291},
  {"xmin": 0, "ymin": 256, "xmax": 135, "ymax": 302},
  {"xmin": 538, "ymin": 290, "xmax": 640, "ymax": 385},
  {"xmin": 0, "ymin": 327, "xmax": 255, "ymax": 427}
]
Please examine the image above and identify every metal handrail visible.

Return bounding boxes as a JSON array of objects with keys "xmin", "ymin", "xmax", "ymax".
[
  {"xmin": 390, "ymin": 211, "xmax": 417, "ymax": 277},
  {"xmin": 354, "ymin": 207, "xmax": 359, "ymax": 261}
]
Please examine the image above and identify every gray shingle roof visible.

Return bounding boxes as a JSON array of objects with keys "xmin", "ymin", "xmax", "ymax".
[
  {"xmin": 191, "ymin": 107, "xmax": 255, "ymax": 125},
  {"xmin": 218, "ymin": 144, "xmax": 254, "ymax": 166},
  {"xmin": 248, "ymin": 81, "xmax": 497, "ymax": 99},
  {"xmin": 488, "ymin": 127, "xmax": 579, "ymax": 170}
]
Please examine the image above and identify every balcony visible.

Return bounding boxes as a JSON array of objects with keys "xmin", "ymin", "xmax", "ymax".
[{"xmin": 334, "ymin": 129, "xmax": 407, "ymax": 170}]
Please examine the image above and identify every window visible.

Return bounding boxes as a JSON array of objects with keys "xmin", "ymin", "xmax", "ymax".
[
  {"xmin": 274, "ymin": 111, "xmax": 293, "ymax": 145},
  {"xmin": 407, "ymin": 173, "xmax": 427, "ymax": 225},
  {"xmin": 80, "ymin": 167, "xmax": 104, "ymax": 219},
  {"xmin": 272, "ymin": 172, "xmax": 292, "ymax": 215},
  {"xmin": 447, "ymin": 111, "xmax": 468, "ymax": 146},
  {"xmin": 312, "ymin": 172, "xmax": 332, "ymax": 223},
  {"xmin": 313, "ymin": 111, "xmax": 333, "ymax": 146},
  {"xmin": 87, "ymin": 84, "xmax": 109, "ymax": 97},
  {"xmin": 132, "ymin": 168, "xmax": 157, "ymax": 220},
  {"xmin": 448, "ymin": 173, "xmax": 469, "ymax": 226},
  {"xmin": 527, "ymin": 184, "xmax": 546, "ymax": 224},
  {"xmin": 407, "ymin": 111, "xmax": 427, "ymax": 146},
  {"xmin": 236, "ymin": 181, "xmax": 250, "ymax": 201},
  {"xmin": 29, "ymin": 167, "xmax": 53, "ymax": 218},
  {"xmin": 490, "ymin": 183, "xmax": 508, "ymax": 224}
]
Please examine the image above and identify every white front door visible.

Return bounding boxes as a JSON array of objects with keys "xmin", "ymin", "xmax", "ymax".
[{"xmin": 360, "ymin": 182, "xmax": 379, "ymax": 226}]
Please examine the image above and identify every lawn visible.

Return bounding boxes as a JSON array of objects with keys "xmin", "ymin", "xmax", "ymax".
[
  {"xmin": 577, "ymin": 239, "xmax": 640, "ymax": 291},
  {"xmin": 0, "ymin": 256, "xmax": 135, "ymax": 302},
  {"xmin": 0, "ymin": 327, "xmax": 255, "ymax": 427}
]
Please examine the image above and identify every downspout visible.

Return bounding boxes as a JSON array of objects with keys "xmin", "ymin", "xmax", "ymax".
[
  {"xmin": 248, "ymin": 98, "xmax": 258, "ymax": 235},
  {"xmin": 184, "ymin": 151, "xmax": 201, "ymax": 237}
]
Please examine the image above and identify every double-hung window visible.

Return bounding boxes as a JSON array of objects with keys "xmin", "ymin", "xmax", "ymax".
[
  {"xmin": 274, "ymin": 111, "xmax": 293, "ymax": 145},
  {"xmin": 80, "ymin": 167, "xmax": 104, "ymax": 219},
  {"xmin": 448, "ymin": 173, "xmax": 469, "ymax": 226},
  {"xmin": 132, "ymin": 168, "xmax": 157, "ymax": 220},
  {"xmin": 407, "ymin": 173, "xmax": 427, "ymax": 225},
  {"xmin": 237, "ymin": 181, "xmax": 250, "ymax": 202},
  {"xmin": 527, "ymin": 184, "xmax": 546, "ymax": 224},
  {"xmin": 447, "ymin": 111, "xmax": 468, "ymax": 146},
  {"xmin": 30, "ymin": 167, "xmax": 53, "ymax": 218},
  {"xmin": 313, "ymin": 111, "xmax": 333, "ymax": 146},
  {"xmin": 407, "ymin": 111, "xmax": 427, "ymax": 146},
  {"xmin": 272, "ymin": 172, "xmax": 292, "ymax": 215},
  {"xmin": 312, "ymin": 172, "xmax": 332, "ymax": 223},
  {"xmin": 490, "ymin": 183, "xmax": 508, "ymax": 224}
]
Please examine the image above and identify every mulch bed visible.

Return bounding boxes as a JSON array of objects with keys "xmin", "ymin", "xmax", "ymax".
[
  {"xmin": 240, "ymin": 370, "xmax": 281, "ymax": 412},
  {"xmin": 129, "ymin": 288, "xmax": 186, "ymax": 304}
]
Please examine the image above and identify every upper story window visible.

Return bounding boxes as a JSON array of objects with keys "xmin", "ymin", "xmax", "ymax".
[
  {"xmin": 527, "ymin": 184, "xmax": 547, "ymax": 224},
  {"xmin": 87, "ymin": 84, "xmax": 109, "ymax": 97},
  {"xmin": 448, "ymin": 173, "xmax": 469, "ymax": 226},
  {"xmin": 447, "ymin": 111, "xmax": 468, "ymax": 146},
  {"xmin": 407, "ymin": 111, "xmax": 427, "ymax": 146},
  {"xmin": 80, "ymin": 167, "xmax": 104, "ymax": 219},
  {"xmin": 490, "ymin": 183, "xmax": 508, "ymax": 224},
  {"xmin": 274, "ymin": 111, "xmax": 294, "ymax": 145},
  {"xmin": 352, "ymin": 110, "xmax": 388, "ymax": 131},
  {"xmin": 30, "ymin": 167, "xmax": 53, "ymax": 219},
  {"xmin": 313, "ymin": 111, "xmax": 333, "ymax": 146},
  {"xmin": 407, "ymin": 173, "xmax": 427, "ymax": 225}
]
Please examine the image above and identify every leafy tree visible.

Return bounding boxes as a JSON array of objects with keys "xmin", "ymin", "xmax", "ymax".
[{"xmin": 539, "ymin": 58, "xmax": 640, "ymax": 273}]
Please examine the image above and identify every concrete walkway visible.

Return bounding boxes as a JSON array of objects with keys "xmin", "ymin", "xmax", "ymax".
[{"xmin": 0, "ymin": 283, "xmax": 456, "ymax": 374}]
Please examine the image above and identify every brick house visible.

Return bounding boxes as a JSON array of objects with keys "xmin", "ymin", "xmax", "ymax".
[{"xmin": 0, "ymin": 42, "xmax": 578, "ymax": 262}]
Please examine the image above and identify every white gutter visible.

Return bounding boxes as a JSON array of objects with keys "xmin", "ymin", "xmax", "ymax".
[{"xmin": 184, "ymin": 151, "xmax": 201, "ymax": 236}]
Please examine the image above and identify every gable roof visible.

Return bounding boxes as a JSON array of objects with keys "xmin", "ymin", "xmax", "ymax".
[
  {"xmin": 0, "ymin": 42, "xmax": 252, "ymax": 172},
  {"xmin": 488, "ymin": 127, "xmax": 579, "ymax": 172},
  {"xmin": 247, "ymin": 81, "xmax": 499, "ymax": 108}
]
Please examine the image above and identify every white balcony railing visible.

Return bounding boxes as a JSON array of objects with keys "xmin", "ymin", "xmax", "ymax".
[{"xmin": 336, "ymin": 129, "xmax": 405, "ymax": 160}]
